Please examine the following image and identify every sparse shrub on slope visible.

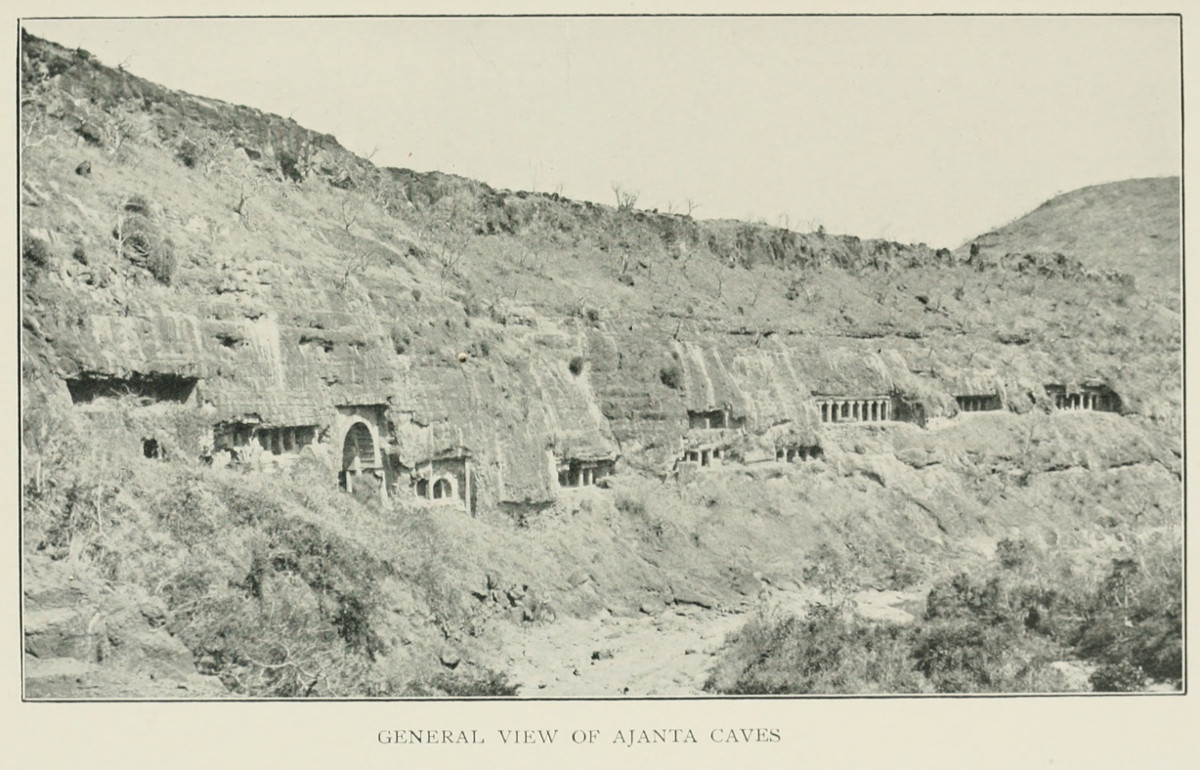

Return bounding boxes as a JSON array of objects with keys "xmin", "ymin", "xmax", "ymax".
[
  {"xmin": 924, "ymin": 572, "xmax": 1010, "ymax": 626},
  {"xmin": 23, "ymin": 417, "xmax": 400, "ymax": 697},
  {"xmin": 22, "ymin": 236, "xmax": 52, "ymax": 279},
  {"xmin": 995, "ymin": 536, "xmax": 1032, "ymax": 570},
  {"xmin": 126, "ymin": 472, "xmax": 392, "ymax": 696},
  {"xmin": 909, "ymin": 618, "xmax": 1067, "ymax": 693},
  {"xmin": 403, "ymin": 669, "xmax": 520, "ymax": 697},
  {"xmin": 1073, "ymin": 551, "xmax": 1182, "ymax": 684},
  {"xmin": 389, "ymin": 323, "xmax": 411, "ymax": 354},
  {"xmin": 707, "ymin": 528, "xmax": 1181, "ymax": 695},
  {"xmin": 704, "ymin": 604, "xmax": 926, "ymax": 695},
  {"xmin": 113, "ymin": 195, "xmax": 177, "ymax": 284},
  {"xmin": 1089, "ymin": 660, "xmax": 1146, "ymax": 692},
  {"xmin": 22, "ymin": 410, "xmax": 130, "ymax": 557},
  {"xmin": 146, "ymin": 237, "xmax": 177, "ymax": 284}
]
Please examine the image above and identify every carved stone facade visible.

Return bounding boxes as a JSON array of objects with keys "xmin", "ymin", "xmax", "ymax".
[
  {"xmin": 680, "ymin": 446, "xmax": 728, "ymax": 468},
  {"xmin": 557, "ymin": 457, "xmax": 615, "ymax": 488},
  {"xmin": 335, "ymin": 404, "xmax": 390, "ymax": 501},
  {"xmin": 407, "ymin": 450, "xmax": 472, "ymax": 510},
  {"xmin": 212, "ymin": 421, "xmax": 318, "ymax": 467},
  {"xmin": 817, "ymin": 396, "xmax": 891, "ymax": 423},
  {"xmin": 956, "ymin": 394, "xmax": 1001, "ymax": 413},
  {"xmin": 687, "ymin": 407, "xmax": 745, "ymax": 430},
  {"xmin": 1046, "ymin": 384, "xmax": 1121, "ymax": 413},
  {"xmin": 775, "ymin": 445, "xmax": 823, "ymax": 462}
]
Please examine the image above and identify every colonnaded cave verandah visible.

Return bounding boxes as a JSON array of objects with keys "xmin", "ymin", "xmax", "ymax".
[
  {"xmin": 1046, "ymin": 384, "xmax": 1122, "ymax": 413},
  {"xmin": 955, "ymin": 394, "xmax": 1002, "ymax": 412},
  {"xmin": 817, "ymin": 396, "xmax": 892, "ymax": 423},
  {"xmin": 776, "ymin": 445, "xmax": 823, "ymax": 462},
  {"xmin": 558, "ymin": 457, "xmax": 616, "ymax": 488}
]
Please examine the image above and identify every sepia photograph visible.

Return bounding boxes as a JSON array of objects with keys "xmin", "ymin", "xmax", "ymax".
[{"xmin": 17, "ymin": 9, "xmax": 1183, "ymax": 707}]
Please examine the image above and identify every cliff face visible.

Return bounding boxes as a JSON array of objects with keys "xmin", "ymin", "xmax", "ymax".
[{"xmin": 20, "ymin": 31, "xmax": 1182, "ymax": 697}]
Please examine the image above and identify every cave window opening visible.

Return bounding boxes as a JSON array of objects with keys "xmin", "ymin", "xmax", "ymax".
[
  {"xmin": 688, "ymin": 409, "xmax": 728, "ymax": 429},
  {"xmin": 66, "ymin": 373, "xmax": 198, "ymax": 405}
]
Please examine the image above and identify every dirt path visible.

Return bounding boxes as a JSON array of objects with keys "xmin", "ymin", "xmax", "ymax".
[{"xmin": 493, "ymin": 586, "xmax": 918, "ymax": 697}]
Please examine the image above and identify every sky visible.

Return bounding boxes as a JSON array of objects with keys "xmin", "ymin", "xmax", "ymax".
[{"xmin": 23, "ymin": 14, "xmax": 1181, "ymax": 249}]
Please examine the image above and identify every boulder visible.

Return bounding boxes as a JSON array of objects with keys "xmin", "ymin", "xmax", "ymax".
[
  {"xmin": 671, "ymin": 586, "xmax": 715, "ymax": 609},
  {"xmin": 729, "ymin": 568, "xmax": 760, "ymax": 596}
]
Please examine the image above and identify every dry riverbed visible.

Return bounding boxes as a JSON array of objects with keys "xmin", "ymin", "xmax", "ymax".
[{"xmin": 491, "ymin": 585, "xmax": 921, "ymax": 697}]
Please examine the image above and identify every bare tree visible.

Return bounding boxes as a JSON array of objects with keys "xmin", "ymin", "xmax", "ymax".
[
  {"xmin": 20, "ymin": 110, "xmax": 50, "ymax": 151},
  {"xmin": 232, "ymin": 175, "xmax": 261, "ymax": 226},
  {"xmin": 611, "ymin": 183, "xmax": 639, "ymax": 211},
  {"xmin": 748, "ymin": 281, "xmax": 764, "ymax": 308},
  {"xmin": 339, "ymin": 242, "xmax": 373, "ymax": 292},
  {"xmin": 340, "ymin": 197, "xmax": 361, "ymax": 232},
  {"xmin": 99, "ymin": 102, "xmax": 145, "ymax": 159},
  {"xmin": 205, "ymin": 219, "xmax": 222, "ymax": 257},
  {"xmin": 417, "ymin": 217, "xmax": 471, "ymax": 296},
  {"xmin": 515, "ymin": 247, "xmax": 544, "ymax": 275}
]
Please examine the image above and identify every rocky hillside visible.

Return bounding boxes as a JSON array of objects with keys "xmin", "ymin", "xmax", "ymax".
[
  {"xmin": 959, "ymin": 176, "xmax": 1181, "ymax": 301},
  {"xmin": 20, "ymin": 31, "xmax": 1182, "ymax": 697}
]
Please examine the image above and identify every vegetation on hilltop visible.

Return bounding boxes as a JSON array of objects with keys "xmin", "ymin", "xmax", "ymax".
[{"xmin": 961, "ymin": 177, "xmax": 1181, "ymax": 300}]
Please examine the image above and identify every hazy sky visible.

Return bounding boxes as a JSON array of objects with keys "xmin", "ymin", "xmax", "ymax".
[{"xmin": 24, "ymin": 15, "xmax": 1181, "ymax": 248}]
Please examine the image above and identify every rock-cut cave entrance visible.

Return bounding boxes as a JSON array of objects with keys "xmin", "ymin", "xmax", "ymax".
[{"xmin": 340, "ymin": 421, "xmax": 376, "ymax": 494}]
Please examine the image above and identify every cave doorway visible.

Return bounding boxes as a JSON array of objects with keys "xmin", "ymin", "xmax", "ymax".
[{"xmin": 340, "ymin": 421, "xmax": 376, "ymax": 494}]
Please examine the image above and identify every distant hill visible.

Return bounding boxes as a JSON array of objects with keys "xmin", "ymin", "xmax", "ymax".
[{"xmin": 959, "ymin": 177, "xmax": 1180, "ymax": 295}]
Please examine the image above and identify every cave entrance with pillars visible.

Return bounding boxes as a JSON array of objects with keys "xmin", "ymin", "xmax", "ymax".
[
  {"xmin": 776, "ymin": 445, "xmax": 823, "ymax": 462},
  {"xmin": 955, "ymin": 394, "xmax": 1001, "ymax": 413},
  {"xmin": 340, "ymin": 420, "xmax": 382, "ymax": 498},
  {"xmin": 1046, "ymin": 384, "xmax": 1122, "ymax": 413},
  {"xmin": 687, "ymin": 407, "xmax": 746, "ymax": 431},
  {"xmin": 679, "ymin": 446, "xmax": 727, "ymax": 468},
  {"xmin": 817, "ymin": 396, "xmax": 891, "ymax": 424},
  {"xmin": 558, "ymin": 458, "xmax": 616, "ymax": 488}
]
